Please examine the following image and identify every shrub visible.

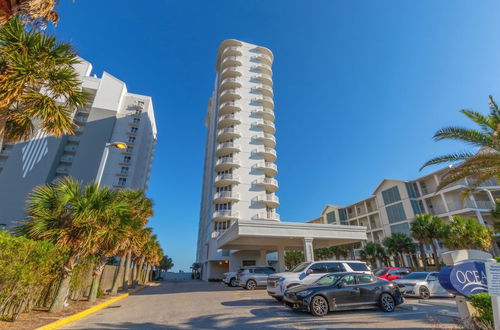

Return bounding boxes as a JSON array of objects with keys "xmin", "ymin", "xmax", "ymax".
[
  {"xmin": 0, "ymin": 230, "xmax": 67, "ymax": 321},
  {"xmin": 470, "ymin": 293, "xmax": 493, "ymax": 328}
]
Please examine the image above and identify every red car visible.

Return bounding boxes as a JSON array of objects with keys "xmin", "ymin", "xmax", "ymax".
[{"xmin": 373, "ymin": 267, "xmax": 410, "ymax": 281}]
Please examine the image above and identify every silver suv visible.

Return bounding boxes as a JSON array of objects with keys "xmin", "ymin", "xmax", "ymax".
[
  {"xmin": 267, "ymin": 260, "xmax": 371, "ymax": 301},
  {"xmin": 236, "ymin": 267, "xmax": 276, "ymax": 290}
]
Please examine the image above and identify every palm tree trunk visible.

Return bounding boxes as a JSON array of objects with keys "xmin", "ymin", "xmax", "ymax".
[
  {"xmin": 0, "ymin": 117, "xmax": 6, "ymax": 153},
  {"xmin": 418, "ymin": 243, "xmax": 427, "ymax": 271},
  {"xmin": 88, "ymin": 256, "xmax": 107, "ymax": 303},
  {"xmin": 144, "ymin": 264, "xmax": 151, "ymax": 283},
  {"xmin": 137, "ymin": 258, "xmax": 145, "ymax": 284},
  {"xmin": 131, "ymin": 261, "xmax": 138, "ymax": 288},
  {"xmin": 110, "ymin": 254, "xmax": 126, "ymax": 295},
  {"xmin": 430, "ymin": 240, "xmax": 440, "ymax": 270},
  {"xmin": 48, "ymin": 275, "xmax": 71, "ymax": 313},
  {"xmin": 123, "ymin": 250, "xmax": 132, "ymax": 291}
]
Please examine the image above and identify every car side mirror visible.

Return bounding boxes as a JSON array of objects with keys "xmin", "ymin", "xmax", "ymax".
[
  {"xmin": 306, "ymin": 268, "xmax": 313, "ymax": 275},
  {"xmin": 337, "ymin": 282, "xmax": 345, "ymax": 288}
]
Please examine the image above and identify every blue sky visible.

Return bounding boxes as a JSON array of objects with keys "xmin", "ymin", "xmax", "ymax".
[{"xmin": 54, "ymin": 1, "xmax": 500, "ymax": 271}]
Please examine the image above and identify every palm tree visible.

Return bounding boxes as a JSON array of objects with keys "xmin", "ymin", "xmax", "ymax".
[
  {"xmin": 110, "ymin": 190, "xmax": 153, "ymax": 294},
  {"xmin": 0, "ymin": 0, "xmax": 59, "ymax": 27},
  {"xmin": 383, "ymin": 233, "xmax": 415, "ymax": 267},
  {"xmin": 422, "ymin": 96, "xmax": 500, "ymax": 191},
  {"xmin": 160, "ymin": 255, "xmax": 174, "ymax": 272},
  {"xmin": 330, "ymin": 245, "xmax": 350, "ymax": 260},
  {"xmin": 409, "ymin": 214, "xmax": 445, "ymax": 268},
  {"xmin": 442, "ymin": 216, "xmax": 493, "ymax": 251},
  {"xmin": 16, "ymin": 177, "xmax": 126, "ymax": 312},
  {"xmin": 0, "ymin": 18, "xmax": 88, "ymax": 150},
  {"xmin": 359, "ymin": 242, "xmax": 383, "ymax": 267}
]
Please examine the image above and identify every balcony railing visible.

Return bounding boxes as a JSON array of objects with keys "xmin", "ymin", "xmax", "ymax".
[
  {"xmin": 215, "ymin": 158, "xmax": 240, "ymax": 171},
  {"xmin": 254, "ymin": 73, "xmax": 273, "ymax": 85},
  {"xmin": 253, "ymin": 133, "xmax": 276, "ymax": 148},
  {"xmin": 252, "ymin": 84, "xmax": 273, "ymax": 97},
  {"xmin": 218, "ymin": 114, "xmax": 241, "ymax": 128},
  {"xmin": 254, "ymin": 162, "xmax": 278, "ymax": 176},
  {"xmin": 221, "ymin": 56, "xmax": 242, "ymax": 69},
  {"xmin": 221, "ymin": 46, "xmax": 242, "ymax": 57},
  {"xmin": 60, "ymin": 156, "xmax": 74, "ymax": 163},
  {"xmin": 253, "ymin": 95, "xmax": 274, "ymax": 109},
  {"xmin": 255, "ymin": 178, "xmax": 279, "ymax": 191},
  {"xmin": 257, "ymin": 212, "xmax": 280, "ymax": 221},
  {"xmin": 216, "ymin": 142, "xmax": 241, "ymax": 156},
  {"xmin": 256, "ymin": 194, "xmax": 280, "ymax": 207},
  {"xmin": 213, "ymin": 210, "xmax": 239, "ymax": 220},
  {"xmin": 252, "ymin": 64, "xmax": 273, "ymax": 76},
  {"xmin": 220, "ymin": 77, "xmax": 241, "ymax": 90},
  {"xmin": 475, "ymin": 200, "xmax": 494, "ymax": 210},
  {"xmin": 213, "ymin": 191, "xmax": 240, "ymax": 202},
  {"xmin": 214, "ymin": 174, "xmax": 240, "ymax": 185},
  {"xmin": 253, "ymin": 147, "xmax": 277, "ymax": 162},
  {"xmin": 251, "ymin": 54, "xmax": 273, "ymax": 65},
  {"xmin": 253, "ymin": 119, "xmax": 275, "ymax": 134},
  {"xmin": 218, "ymin": 101, "xmax": 241, "ymax": 115},
  {"xmin": 220, "ymin": 66, "xmax": 241, "ymax": 79},
  {"xmin": 219, "ymin": 89, "xmax": 241, "ymax": 103},
  {"xmin": 217, "ymin": 128, "xmax": 241, "ymax": 142}
]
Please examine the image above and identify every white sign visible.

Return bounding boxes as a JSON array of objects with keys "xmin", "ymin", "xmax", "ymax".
[{"xmin": 485, "ymin": 262, "xmax": 500, "ymax": 297}]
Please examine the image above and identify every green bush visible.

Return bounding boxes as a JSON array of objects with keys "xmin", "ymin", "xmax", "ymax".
[
  {"xmin": 494, "ymin": 256, "xmax": 500, "ymax": 263},
  {"xmin": 0, "ymin": 230, "xmax": 67, "ymax": 321},
  {"xmin": 470, "ymin": 293, "xmax": 493, "ymax": 328}
]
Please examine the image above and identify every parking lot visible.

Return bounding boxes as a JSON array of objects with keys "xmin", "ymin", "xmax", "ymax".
[{"xmin": 65, "ymin": 280, "xmax": 462, "ymax": 329}]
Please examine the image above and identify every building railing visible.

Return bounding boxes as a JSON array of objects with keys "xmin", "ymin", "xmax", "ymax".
[
  {"xmin": 214, "ymin": 191, "xmax": 240, "ymax": 200},
  {"xmin": 257, "ymin": 212, "xmax": 280, "ymax": 221},
  {"xmin": 213, "ymin": 210, "xmax": 239, "ymax": 219},
  {"xmin": 215, "ymin": 174, "xmax": 240, "ymax": 182},
  {"xmin": 255, "ymin": 177, "xmax": 279, "ymax": 187}
]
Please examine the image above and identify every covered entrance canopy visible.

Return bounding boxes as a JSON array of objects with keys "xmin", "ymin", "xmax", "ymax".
[{"xmin": 217, "ymin": 220, "xmax": 367, "ymax": 272}]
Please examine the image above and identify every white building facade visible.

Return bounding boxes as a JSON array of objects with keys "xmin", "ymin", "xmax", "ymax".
[
  {"xmin": 0, "ymin": 58, "xmax": 156, "ymax": 228},
  {"xmin": 196, "ymin": 40, "xmax": 368, "ymax": 280}
]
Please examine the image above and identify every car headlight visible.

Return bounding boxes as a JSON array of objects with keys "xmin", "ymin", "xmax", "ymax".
[{"xmin": 296, "ymin": 290, "xmax": 313, "ymax": 297}]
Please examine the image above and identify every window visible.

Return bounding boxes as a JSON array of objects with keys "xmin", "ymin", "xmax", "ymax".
[
  {"xmin": 316, "ymin": 274, "xmax": 343, "ymax": 286},
  {"xmin": 120, "ymin": 167, "xmax": 129, "ymax": 174},
  {"xmin": 386, "ymin": 203, "xmax": 406, "ymax": 223},
  {"xmin": 406, "ymin": 182, "xmax": 420, "ymax": 198},
  {"xmin": 382, "ymin": 186, "xmax": 401, "ymax": 205},
  {"xmin": 357, "ymin": 275, "xmax": 376, "ymax": 284},
  {"xmin": 325, "ymin": 263, "xmax": 345, "ymax": 273},
  {"xmin": 135, "ymin": 109, "xmax": 142, "ymax": 115},
  {"xmin": 339, "ymin": 275, "xmax": 356, "ymax": 285},
  {"xmin": 123, "ymin": 156, "xmax": 131, "ymax": 163},
  {"xmin": 427, "ymin": 273, "xmax": 439, "ymax": 281},
  {"xmin": 128, "ymin": 136, "xmax": 136, "ymax": 143},
  {"xmin": 118, "ymin": 178, "xmax": 126, "ymax": 186},
  {"xmin": 137, "ymin": 101, "xmax": 144, "ymax": 106},
  {"xmin": 133, "ymin": 118, "xmax": 140, "ymax": 124},
  {"xmin": 411, "ymin": 200, "xmax": 423, "ymax": 215},
  {"xmin": 242, "ymin": 260, "xmax": 256, "ymax": 267},
  {"xmin": 131, "ymin": 127, "xmax": 138, "ymax": 133},
  {"xmin": 126, "ymin": 146, "xmax": 133, "ymax": 153},
  {"xmin": 309, "ymin": 263, "xmax": 328, "ymax": 273},
  {"xmin": 326, "ymin": 211, "xmax": 336, "ymax": 224},
  {"xmin": 338, "ymin": 208, "xmax": 347, "ymax": 225},
  {"xmin": 390, "ymin": 222, "xmax": 411, "ymax": 236},
  {"xmin": 346, "ymin": 262, "xmax": 370, "ymax": 272}
]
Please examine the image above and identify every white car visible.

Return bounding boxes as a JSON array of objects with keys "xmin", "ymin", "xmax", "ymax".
[
  {"xmin": 266, "ymin": 260, "xmax": 371, "ymax": 301},
  {"xmin": 222, "ymin": 271, "xmax": 238, "ymax": 287},
  {"xmin": 393, "ymin": 272, "xmax": 454, "ymax": 299}
]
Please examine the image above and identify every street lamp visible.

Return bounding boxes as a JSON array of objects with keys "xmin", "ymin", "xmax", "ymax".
[{"xmin": 96, "ymin": 142, "xmax": 128, "ymax": 187}]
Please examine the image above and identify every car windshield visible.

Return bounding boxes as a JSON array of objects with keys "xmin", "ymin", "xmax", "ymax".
[
  {"xmin": 289, "ymin": 262, "xmax": 312, "ymax": 273},
  {"xmin": 316, "ymin": 274, "xmax": 343, "ymax": 286},
  {"xmin": 403, "ymin": 272, "xmax": 428, "ymax": 280},
  {"xmin": 373, "ymin": 268, "xmax": 388, "ymax": 276}
]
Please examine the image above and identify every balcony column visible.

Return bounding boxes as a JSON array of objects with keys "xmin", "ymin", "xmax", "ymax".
[
  {"xmin": 277, "ymin": 246, "xmax": 286, "ymax": 272},
  {"xmin": 259, "ymin": 250, "xmax": 267, "ymax": 266},
  {"xmin": 303, "ymin": 238, "xmax": 315, "ymax": 262},
  {"xmin": 475, "ymin": 211, "xmax": 486, "ymax": 225}
]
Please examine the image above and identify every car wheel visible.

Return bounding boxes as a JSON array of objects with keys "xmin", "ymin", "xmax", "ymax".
[
  {"xmin": 419, "ymin": 286, "xmax": 431, "ymax": 299},
  {"xmin": 246, "ymin": 280, "xmax": 257, "ymax": 290},
  {"xmin": 379, "ymin": 293, "xmax": 395, "ymax": 312},
  {"xmin": 229, "ymin": 278, "xmax": 236, "ymax": 287},
  {"xmin": 274, "ymin": 296, "xmax": 283, "ymax": 302},
  {"xmin": 310, "ymin": 296, "xmax": 329, "ymax": 317}
]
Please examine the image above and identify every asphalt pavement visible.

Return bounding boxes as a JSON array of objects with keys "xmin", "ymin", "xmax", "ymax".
[{"xmin": 64, "ymin": 280, "xmax": 461, "ymax": 329}]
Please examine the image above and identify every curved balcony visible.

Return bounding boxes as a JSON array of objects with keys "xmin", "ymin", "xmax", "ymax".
[
  {"xmin": 252, "ymin": 84, "xmax": 273, "ymax": 98},
  {"xmin": 254, "ymin": 95, "xmax": 274, "ymax": 110},
  {"xmin": 253, "ymin": 119, "xmax": 275, "ymax": 134},
  {"xmin": 257, "ymin": 212, "xmax": 280, "ymax": 221},
  {"xmin": 252, "ymin": 64, "xmax": 272, "ymax": 76},
  {"xmin": 253, "ymin": 133, "xmax": 276, "ymax": 148},
  {"xmin": 254, "ymin": 73, "xmax": 273, "ymax": 87},
  {"xmin": 222, "ymin": 46, "xmax": 242, "ymax": 57},
  {"xmin": 213, "ymin": 210, "xmax": 240, "ymax": 221},
  {"xmin": 215, "ymin": 157, "xmax": 240, "ymax": 171},
  {"xmin": 220, "ymin": 77, "xmax": 241, "ymax": 91},
  {"xmin": 221, "ymin": 66, "xmax": 242, "ymax": 80},
  {"xmin": 221, "ymin": 56, "xmax": 242, "ymax": 70},
  {"xmin": 252, "ymin": 54, "xmax": 273, "ymax": 66},
  {"xmin": 254, "ymin": 162, "xmax": 278, "ymax": 177},
  {"xmin": 254, "ymin": 178, "xmax": 279, "ymax": 192},
  {"xmin": 218, "ymin": 114, "xmax": 241, "ymax": 129},
  {"xmin": 214, "ymin": 174, "xmax": 240, "ymax": 187},
  {"xmin": 253, "ymin": 147, "xmax": 277, "ymax": 162},
  {"xmin": 217, "ymin": 127, "xmax": 241, "ymax": 142},
  {"xmin": 216, "ymin": 142, "xmax": 241, "ymax": 157},
  {"xmin": 213, "ymin": 191, "xmax": 240, "ymax": 203},
  {"xmin": 253, "ymin": 107, "xmax": 275, "ymax": 121},
  {"xmin": 219, "ymin": 101, "xmax": 241, "ymax": 115},
  {"xmin": 219, "ymin": 89, "xmax": 241, "ymax": 103},
  {"xmin": 256, "ymin": 46, "xmax": 274, "ymax": 62},
  {"xmin": 255, "ymin": 194, "xmax": 280, "ymax": 208}
]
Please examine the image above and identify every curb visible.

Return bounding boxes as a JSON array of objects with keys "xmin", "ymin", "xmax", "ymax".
[{"xmin": 36, "ymin": 285, "xmax": 149, "ymax": 330}]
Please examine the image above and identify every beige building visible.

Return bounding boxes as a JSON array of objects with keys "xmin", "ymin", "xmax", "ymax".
[{"xmin": 309, "ymin": 166, "xmax": 499, "ymax": 266}]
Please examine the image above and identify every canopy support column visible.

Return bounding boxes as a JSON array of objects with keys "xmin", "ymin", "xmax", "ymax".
[{"xmin": 303, "ymin": 237, "xmax": 314, "ymax": 262}]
